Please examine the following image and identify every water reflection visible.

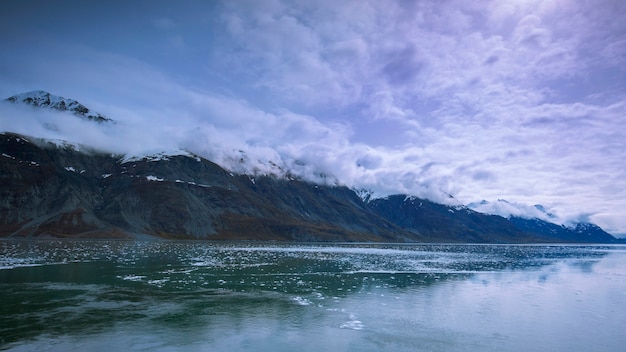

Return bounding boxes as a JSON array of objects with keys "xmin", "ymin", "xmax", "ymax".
[{"xmin": 1, "ymin": 241, "xmax": 625, "ymax": 351}]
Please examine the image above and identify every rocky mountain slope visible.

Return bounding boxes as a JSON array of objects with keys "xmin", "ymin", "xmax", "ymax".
[
  {"xmin": 1, "ymin": 91, "xmax": 620, "ymax": 243},
  {"xmin": 0, "ymin": 132, "xmax": 412, "ymax": 241}
]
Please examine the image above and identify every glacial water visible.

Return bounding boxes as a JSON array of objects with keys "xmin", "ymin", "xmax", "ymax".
[{"xmin": 1, "ymin": 241, "xmax": 625, "ymax": 351}]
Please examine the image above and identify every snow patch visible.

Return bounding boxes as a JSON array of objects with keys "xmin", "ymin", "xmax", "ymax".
[
  {"xmin": 121, "ymin": 150, "xmax": 193, "ymax": 163},
  {"xmin": 292, "ymin": 296, "xmax": 313, "ymax": 306},
  {"xmin": 354, "ymin": 189, "xmax": 378, "ymax": 203},
  {"xmin": 404, "ymin": 195, "xmax": 418, "ymax": 203},
  {"xmin": 118, "ymin": 275, "xmax": 146, "ymax": 282},
  {"xmin": 48, "ymin": 139, "xmax": 81, "ymax": 151},
  {"xmin": 63, "ymin": 166, "xmax": 85, "ymax": 173},
  {"xmin": 146, "ymin": 175, "xmax": 165, "ymax": 182},
  {"xmin": 340, "ymin": 316, "xmax": 364, "ymax": 330},
  {"xmin": 175, "ymin": 179, "xmax": 211, "ymax": 188}
]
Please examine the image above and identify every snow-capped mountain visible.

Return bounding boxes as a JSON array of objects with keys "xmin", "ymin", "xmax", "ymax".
[
  {"xmin": 467, "ymin": 199, "xmax": 559, "ymax": 223},
  {"xmin": 0, "ymin": 90, "xmax": 620, "ymax": 242},
  {"xmin": 6, "ymin": 90, "xmax": 112, "ymax": 123},
  {"xmin": 466, "ymin": 199, "xmax": 617, "ymax": 242},
  {"xmin": 0, "ymin": 129, "xmax": 618, "ymax": 242}
]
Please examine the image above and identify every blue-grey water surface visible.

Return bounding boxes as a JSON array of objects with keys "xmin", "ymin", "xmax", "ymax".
[{"xmin": 1, "ymin": 241, "xmax": 625, "ymax": 351}]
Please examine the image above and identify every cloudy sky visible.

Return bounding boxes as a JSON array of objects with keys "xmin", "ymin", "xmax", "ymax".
[{"xmin": 1, "ymin": 0, "xmax": 625, "ymax": 236}]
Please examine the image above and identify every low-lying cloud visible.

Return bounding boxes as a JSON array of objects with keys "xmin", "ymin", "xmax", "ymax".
[
  {"xmin": 1, "ymin": 97, "xmax": 461, "ymax": 206},
  {"xmin": 1, "ymin": 0, "xmax": 625, "ymax": 235}
]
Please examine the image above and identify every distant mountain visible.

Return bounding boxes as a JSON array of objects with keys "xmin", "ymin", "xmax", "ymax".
[
  {"xmin": 508, "ymin": 217, "xmax": 617, "ymax": 243},
  {"xmin": 364, "ymin": 195, "xmax": 617, "ymax": 243},
  {"xmin": 0, "ymin": 91, "xmax": 619, "ymax": 243},
  {"xmin": 467, "ymin": 199, "xmax": 556, "ymax": 222},
  {"xmin": 466, "ymin": 199, "xmax": 617, "ymax": 243},
  {"xmin": 5, "ymin": 90, "xmax": 112, "ymax": 123},
  {"xmin": 367, "ymin": 195, "xmax": 530, "ymax": 243}
]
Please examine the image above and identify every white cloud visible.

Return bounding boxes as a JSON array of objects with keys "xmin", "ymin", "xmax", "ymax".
[
  {"xmin": 468, "ymin": 199, "xmax": 560, "ymax": 222},
  {"xmin": 1, "ymin": 0, "xmax": 625, "ymax": 236}
]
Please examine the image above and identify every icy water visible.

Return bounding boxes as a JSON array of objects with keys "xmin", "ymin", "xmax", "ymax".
[{"xmin": 1, "ymin": 241, "xmax": 625, "ymax": 352}]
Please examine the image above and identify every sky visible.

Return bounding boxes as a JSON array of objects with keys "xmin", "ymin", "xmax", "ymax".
[{"xmin": 1, "ymin": 0, "xmax": 625, "ymax": 236}]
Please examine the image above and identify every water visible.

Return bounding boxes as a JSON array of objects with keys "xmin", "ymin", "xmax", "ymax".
[{"xmin": 1, "ymin": 241, "xmax": 625, "ymax": 351}]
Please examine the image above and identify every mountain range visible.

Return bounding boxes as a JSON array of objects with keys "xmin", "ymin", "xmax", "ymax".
[{"xmin": 1, "ymin": 91, "xmax": 620, "ymax": 243}]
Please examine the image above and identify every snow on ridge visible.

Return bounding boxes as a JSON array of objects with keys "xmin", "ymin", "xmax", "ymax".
[
  {"xmin": 218, "ymin": 150, "xmax": 289, "ymax": 179},
  {"xmin": 5, "ymin": 90, "xmax": 111, "ymax": 122},
  {"xmin": 467, "ymin": 199, "xmax": 564, "ymax": 225},
  {"xmin": 175, "ymin": 179, "xmax": 211, "ymax": 188},
  {"xmin": 404, "ymin": 195, "xmax": 416, "ymax": 202},
  {"xmin": 64, "ymin": 166, "xmax": 86, "ymax": 173},
  {"xmin": 45, "ymin": 138, "xmax": 82, "ymax": 151},
  {"xmin": 120, "ymin": 150, "xmax": 198, "ymax": 163},
  {"xmin": 3, "ymin": 132, "xmax": 83, "ymax": 152},
  {"xmin": 354, "ymin": 189, "xmax": 376, "ymax": 203}
]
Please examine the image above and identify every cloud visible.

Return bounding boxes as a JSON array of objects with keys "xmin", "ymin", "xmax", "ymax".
[
  {"xmin": 1, "ymin": 0, "xmax": 626, "ymax": 235},
  {"xmin": 0, "ymin": 86, "xmax": 464, "ymax": 206},
  {"xmin": 468, "ymin": 199, "xmax": 561, "ymax": 223}
]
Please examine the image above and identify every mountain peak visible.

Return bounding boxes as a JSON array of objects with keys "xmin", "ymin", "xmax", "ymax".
[{"xmin": 6, "ymin": 90, "xmax": 112, "ymax": 123}]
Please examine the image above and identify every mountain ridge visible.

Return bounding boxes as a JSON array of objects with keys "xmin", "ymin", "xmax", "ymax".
[
  {"xmin": 1, "ymin": 131, "xmax": 619, "ymax": 243},
  {"xmin": 1, "ymin": 90, "xmax": 620, "ymax": 242},
  {"xmin": 0, "ymin": 131, "xmax": 412, "ymax": 241}
]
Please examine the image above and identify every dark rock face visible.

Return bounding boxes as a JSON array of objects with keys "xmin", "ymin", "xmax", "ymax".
[{"xmin": 0, "ymin": 133, "xmax": 123, "ymax": 238}]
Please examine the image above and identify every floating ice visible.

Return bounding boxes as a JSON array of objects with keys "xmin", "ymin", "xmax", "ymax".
[
  {"xmin": 292, "ymin": 296, "xmax": 313, "ymax": 306},
  {"xmin": 340, "ymin": 319, "xmax": 364, "ymax": 330}
]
